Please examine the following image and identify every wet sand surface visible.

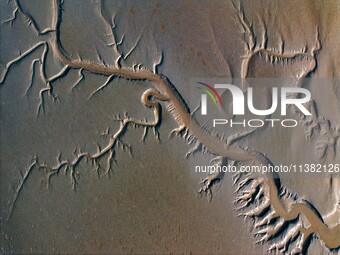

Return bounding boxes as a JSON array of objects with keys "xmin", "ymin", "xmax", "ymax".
[{"xmin": 1, "ymin": 0, "xmax": 340, "ymax": 254}]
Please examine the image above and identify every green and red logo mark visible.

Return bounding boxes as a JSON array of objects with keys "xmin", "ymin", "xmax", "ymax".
[
  {"xmin": 197, "ymin": 82, "xmax": 223, "ymax": 106},
  {"xmin": 197, "ymin": 82, "xmax": 223, "ymax": 115}
]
